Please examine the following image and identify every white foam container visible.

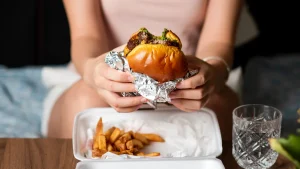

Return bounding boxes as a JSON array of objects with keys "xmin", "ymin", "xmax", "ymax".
[{"xmin": 73, "ymin": 105, "xmax": 224, "ymax": 169}]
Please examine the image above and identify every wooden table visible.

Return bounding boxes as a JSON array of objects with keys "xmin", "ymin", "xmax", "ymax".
[{"xmin": 0, "ymin": 138, "xmax": 294, "ymax": 169}]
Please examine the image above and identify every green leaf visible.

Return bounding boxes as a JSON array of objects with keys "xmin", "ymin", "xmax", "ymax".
[
  {"xmin": 270, "ymin": 138, "xmax": 300, "ymax": 168},
  {"xmin": 278, "ymin": 135, "xmax": 300, "ymax": 161},
  {"xmin": 161, "ymin": 28, "xmax": 168, "ymax": 40},
  {"xmin": 139, "ymin": 27, "xmax": 149, "ymax": 33}
]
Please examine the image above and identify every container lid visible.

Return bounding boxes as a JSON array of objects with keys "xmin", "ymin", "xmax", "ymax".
[
  {"xmin": 73, "ymin": 105, "xmax": 223, "ymax": 161},
  {"xmin": 75, "ymin": 158, "xmax": 225, "ymax": 169}
]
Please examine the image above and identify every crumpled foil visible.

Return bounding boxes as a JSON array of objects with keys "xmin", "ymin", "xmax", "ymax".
[{"xmin": 105, "ymin": 51, "xmax": 198, "ymax": 109}]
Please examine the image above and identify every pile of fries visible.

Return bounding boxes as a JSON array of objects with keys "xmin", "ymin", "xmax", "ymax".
[{"xmin": 92, "ymin": 117, "xmax": 165, "ymax": 158}]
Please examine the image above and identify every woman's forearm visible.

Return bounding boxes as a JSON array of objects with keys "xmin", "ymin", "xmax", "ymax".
[
  {"xmin": 63, "ymin": 0, "xmax": 110, "ymax": 76},
  {"xmin": 71, "ymin": 37, "xmax": 109, "ymax": 76},
  {"xmin": 195, "ymin": 0, "xmax": 242, "ymax": 80},
  {"xmin": 196, "ymin": 0, "xmax": 242, "ymax": 59},
  {"xmin": 196, "ymin": 41, "xmax": 234, "ymax": 67}
]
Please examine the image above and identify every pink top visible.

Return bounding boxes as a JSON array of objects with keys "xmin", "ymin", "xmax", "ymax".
[{"xmin": 101, "ymin": 0, "xmax": 208, "ymax": 55}]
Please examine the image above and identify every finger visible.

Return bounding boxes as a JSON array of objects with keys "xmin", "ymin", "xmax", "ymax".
[
  {"xmin": 104, "ymin": 91, "xmax": 148, "ymax": 108},
  {"xmin": 171, "ymin": 95, "xmax": 210, "ymax": 112},
  {"xmin": 176, "ymin": 71, "xmax": 207, "ymax": 89},
  {"xmin": 176, "ymin": 63, "xmax": 213, "ymax": 89},
  {"xmin": 95, "ymin": 76, "xmax": 136, "ymax": 92},
  {"xmin": 97, "ymin": 63, "xmax": 133, "ymax": 82},
  {"xmin": 169, "ymin": 82, "xmax": 214, "ymax": 100},
  {"xmin": 176, "ymin": 57, "xmax": 213, "ymax": 89}
]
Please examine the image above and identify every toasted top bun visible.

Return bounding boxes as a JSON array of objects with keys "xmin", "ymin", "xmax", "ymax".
[{"xmin": 124, "ymin": 28, "xmax": 188, "ymax": 83}]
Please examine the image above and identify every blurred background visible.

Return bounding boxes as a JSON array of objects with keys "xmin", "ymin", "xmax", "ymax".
[
  {"xmin": 1, "ymin": 0, "xmax": 70, "ymax": 66},
  {"xmin": 0, "ymin": 0, "xmax": 299, "ymax": 138}
]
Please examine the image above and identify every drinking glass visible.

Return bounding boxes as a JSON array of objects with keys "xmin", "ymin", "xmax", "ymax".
[{"xmin": 232, "ymin": 104, "xmax": 282, "ymax": 169}]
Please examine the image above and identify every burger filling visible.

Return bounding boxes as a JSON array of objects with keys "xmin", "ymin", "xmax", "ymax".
[{"xmin": 126, "ymin": 29, "xmax": 180, "ymax": 51}]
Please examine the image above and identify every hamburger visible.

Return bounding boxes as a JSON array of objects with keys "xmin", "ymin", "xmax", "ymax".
[{"xmin": 124, "ymin": 28, "xmax": 188, "ymax": 83}]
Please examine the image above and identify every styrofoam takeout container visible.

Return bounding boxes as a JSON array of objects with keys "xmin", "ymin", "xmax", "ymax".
[{"xmin": 72, "ymin": 105, "xmax": 224, "ymax": 169}]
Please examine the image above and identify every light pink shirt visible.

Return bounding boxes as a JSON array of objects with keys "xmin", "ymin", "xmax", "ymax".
[{"xmin": 101, "ymin": 0, "xmax": 208, "ymax": 55}]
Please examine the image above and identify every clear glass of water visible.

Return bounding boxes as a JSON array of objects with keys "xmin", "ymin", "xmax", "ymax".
[{"xmin": 232, "ymin": 104, "xmax": 282, "ymax": 169}]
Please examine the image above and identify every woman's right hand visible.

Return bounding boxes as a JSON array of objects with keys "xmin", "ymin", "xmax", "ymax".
[{"xmin": 82, "ymin": 45, "xmax": 148, "ymax": 113}]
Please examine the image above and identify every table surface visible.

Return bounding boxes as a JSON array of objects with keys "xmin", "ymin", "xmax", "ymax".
[{"xmin": 0, "ymin": 138, "xmax": 294, "ymax": 169}]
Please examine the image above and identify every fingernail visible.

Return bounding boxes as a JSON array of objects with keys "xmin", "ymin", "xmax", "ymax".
[{"xmin": 141, "ymin": 98, "xmax": 148, "ymax": 103}]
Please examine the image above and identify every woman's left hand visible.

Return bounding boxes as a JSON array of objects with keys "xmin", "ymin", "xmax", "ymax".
[{"xmin": 169, "ymin": 56, "xmax": 228, "ymax": 112}]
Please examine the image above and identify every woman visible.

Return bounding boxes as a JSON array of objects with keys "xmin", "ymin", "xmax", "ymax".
[{"xmin": 46, "ymin": 0, "xmax": 242, "ymax": 140}]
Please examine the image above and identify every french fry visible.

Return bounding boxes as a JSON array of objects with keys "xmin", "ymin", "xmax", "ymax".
[
  {"xmin": 92, "ymin": 149, "xmax": 107, "ymax": 157},
  {"xmin": 114, "ymin": 140, "xmax": 121, "ymax": 151},
  {"xmin": 110, "ymin": 151, "xmax": 122, "ymax": 155},
  {"xmin": 136, "ymin": 152, "xmax": 145, "ymax": 156},
  {"xmin": 142, "ymin": 134, "xmax": 165, "ymax": 142},
  {"xmin": 93, "ymin": 140, "xmax": 99, "ymax": 150},
  {"xmin": 93, "ymin": 117, "xmax": 104, "ymax": 150},
  {"xmin": 132, "ymin": 148, "xmax": 139, "ymax": 153},
  {"xmin": 144, "ymin": 152, "xmax": 160, "ymax": 157},
  {"xmin": 110, "ymin": 128, "xmax": 121, "ymax": 143},
  {"xmin": 120, "ymin": 150, "xmax": 133, "ymax": 155},
  {"xmin": 114, "ymin": 140, "xmax": 126, "ymax": 151},
  {"xmin": 92, "ymin": 118, "xmax": 165, "ymax": 158},
  {"xmin": 119, "ymin": 133, "xmax": 132, "ymax": 143},
  {"xmin": 126, "ymin": 149, "xmax": 134, "ymax": 155},
  {"xmin": 104, "ymin": 127, "xmax": 115, "ymax": 140},
  {"xmin": 95, "ymin": 117, "xmax": 103, "ymax": 135},
  {"xmin": 97, "ymin": 135, "xmax": 107, "ymax": 150},
  {"xmin": 132, "ymin": 139, "xmax": 144, "ymax": 149},
  {"xmin": 119, "ymin": 143, "xmax": 126, "ymax": 151},
  {"xmin": 126, "ymin": 140, "xmax": 134, "ymax": 149},
  {"xmin": 128, "ymin": 130, "xmax": 134, "ymax": 136},
  {"xmin": 107, "ymin": 143, "xmax": 114, "ymax": 151},
  {"xmin": 133, "ymin": 133, "xmax": 149, "ymax": 145},
  {"xmin": 112, "ymin": 144, "xmax": 118, "ymax": 151}
]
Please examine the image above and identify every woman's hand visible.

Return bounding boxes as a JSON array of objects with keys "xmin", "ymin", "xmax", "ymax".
[
  {"xmin": 169, "ymin": 56, "xmax": 228, "ymax": 112},
  {"xmin": 82, "ymin": 45, "xmax": 148, "ymax": 113}
]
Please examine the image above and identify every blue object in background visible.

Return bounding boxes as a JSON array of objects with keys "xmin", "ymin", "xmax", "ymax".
[{"xmin": 0, "ymin": 66, "xmax": 47, "ymax": 137}]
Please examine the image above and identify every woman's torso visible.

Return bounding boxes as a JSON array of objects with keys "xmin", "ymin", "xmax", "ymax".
[{"xmin": 101, "ymin": 0, "xmax": 208, "ymax": 55}]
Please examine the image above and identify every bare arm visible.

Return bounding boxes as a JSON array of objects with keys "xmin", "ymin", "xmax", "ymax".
[
  {"xmin": 63, "ymin": 0, "xmax": 109, "ymax": 76},
  {"xmin": 196, "ymin": 0, "xmax": 243, "ymax": 79}
]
